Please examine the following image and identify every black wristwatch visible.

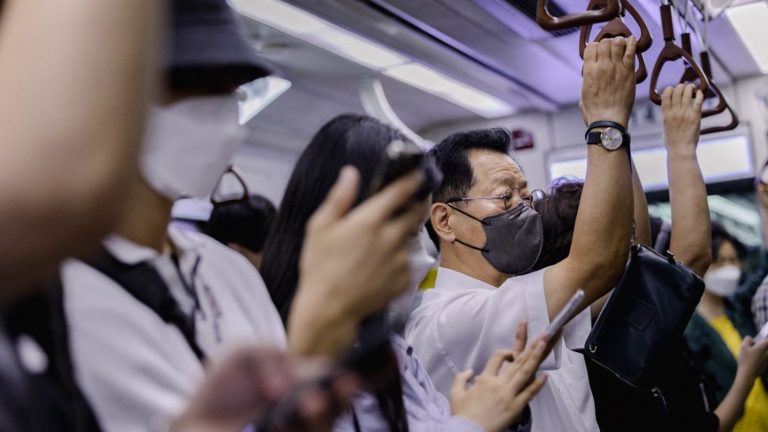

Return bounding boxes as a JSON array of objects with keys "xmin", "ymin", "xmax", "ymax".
[{"xmin": 585, "ymin": 121, "xmax": 630, "ymax": 151}]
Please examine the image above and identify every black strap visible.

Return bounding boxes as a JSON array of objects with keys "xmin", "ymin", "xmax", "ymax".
[
  {"xmin": 48, "ymin": 280, "xmax": 104, "ymax": 431},
  {"xmin": 351, "ymin": 406, "xmax": 361, "ymax": 432},
  {"xmin": 3, "ymin": 281, "xmax": 103, "ymax": 431},
  {"xmin": 83, "ymin": 247, "xmax": 206, "ymax": 362},
  {"xmin": 585, "ymin": 120, "xmax": 628, "ymax": 138}
]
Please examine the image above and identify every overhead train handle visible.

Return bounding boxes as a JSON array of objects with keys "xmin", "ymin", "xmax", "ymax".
[
  {"xmin": 678, "ymin": 33, "xmax": 727, "ymax": 117},
  {"xmin": 536, "ymin": 0, "xmax": 620, "ymax": 30},
  {"xmin": 698, "ymin": 49, "xmax": 739, "ymax": 134},
  {"xmin": 579, "ymin": 0, "xmax": 653, "ymax": 83},
  {"xmin": 649, "ymin": 2, "xmax": 709, "ymax": 105}
]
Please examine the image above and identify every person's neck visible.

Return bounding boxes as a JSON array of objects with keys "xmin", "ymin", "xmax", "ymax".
[
  {"xmin": 440, "ymin": 244, "xmax": 507, "ymax": 287},
  {"xmin": 698, "ymin": 290, "xmax": 727, "ymax": 321},
  {"xmin": 115, "ymin": 181, "xmax": 173, "ymax": 253}
]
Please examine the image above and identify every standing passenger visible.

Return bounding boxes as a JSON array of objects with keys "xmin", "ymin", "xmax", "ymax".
[
  {"xmin": 405, "ymin": 37, "xmax": 638, "ymax": 432},
  {"xmin": 61, "ymin": 1, "xmax": 286, "ymax": 429}
]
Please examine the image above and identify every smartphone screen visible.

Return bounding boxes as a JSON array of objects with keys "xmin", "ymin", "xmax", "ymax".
[{"xmin": 543, "ymin": 289, "xmax": 585, "ymax": 337}]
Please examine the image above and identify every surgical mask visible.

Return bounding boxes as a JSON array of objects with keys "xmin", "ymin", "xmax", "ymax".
[
  {"xmin": 140, "ymin": 95, "xmax": 244, "ymax": 200},
  {"xmin": 388, "ymin": 237, "xmax": 435, "ymax": 329},
  {"xmin": 704, "ymin": 264, "xmax": 741, "ymax": 297},
  {"xmin": 450, "ymin": 202, "xmax": 544, "ymax": 276}
]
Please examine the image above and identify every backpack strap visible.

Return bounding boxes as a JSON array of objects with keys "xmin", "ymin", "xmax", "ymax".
[
  {"xmin": 3, "ymin": 280, "xmax": 103, "ymax": 431},
  {"xmin": 82, "ymin": 246, "xmax": 206, "ymax": 362}
]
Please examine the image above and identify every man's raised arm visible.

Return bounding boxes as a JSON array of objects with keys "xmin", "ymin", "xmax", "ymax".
[{"xmin": 544, "ymin": 37, "xmax": 637, "ymax": 319}]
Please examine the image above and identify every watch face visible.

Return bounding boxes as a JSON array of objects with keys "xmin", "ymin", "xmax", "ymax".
[{"xmin": 601, "ymin": 127, "xmax": 623, "ymax": 150}]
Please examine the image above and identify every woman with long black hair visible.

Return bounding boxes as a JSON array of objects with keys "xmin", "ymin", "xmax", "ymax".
[{"xmin": 261, "ymin": 114, "xmax": 548, "ymax": 432}]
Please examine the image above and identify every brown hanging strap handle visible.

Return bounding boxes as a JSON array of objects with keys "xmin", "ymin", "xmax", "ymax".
[
  {"xmin": 649, "ymin": 4, "xmax": 709, "ymax": 105},
  {"xmin": 700, "ymin": 104, "xmax": 739, "ymax": 134},
  {"xmin": 537, "ymin": 0, "xmax": 620, "ymax": 30},
  {"xmin": 578, "ymin": 0, "xmax": 651, "ymax": 83},
  {"xmin": 678, "ymin": 33, "xmax": 727, "ymax": 117},
  {"xmin": 579, "ymin": 0, "xmax": 652, "ymax": 53}
]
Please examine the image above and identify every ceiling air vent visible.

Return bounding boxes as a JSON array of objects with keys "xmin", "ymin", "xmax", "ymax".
[{"xmin": 474, "ymin": 0, "xmax": 578, "ymax": 41}]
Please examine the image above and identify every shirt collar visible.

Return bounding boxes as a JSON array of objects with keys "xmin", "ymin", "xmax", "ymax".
[
  {"xmin": 434, "ymin": 266, "xmax": 497, "ymax": 293},
  {"xmin": 102, "ymin": 225, "xmax": 206, "ymax": 265},
  {"xmin": 102, "ymin": 234, "xmax": 158, "ymax": 265}
]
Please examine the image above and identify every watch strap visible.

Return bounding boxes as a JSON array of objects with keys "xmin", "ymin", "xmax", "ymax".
[
  {"xmin": 586, "ymin": 131, "xmax": 602, "ymax": 145},
  {"xmin": 585, "ymin": 120, "xmax": 627, "ymax": 139}
]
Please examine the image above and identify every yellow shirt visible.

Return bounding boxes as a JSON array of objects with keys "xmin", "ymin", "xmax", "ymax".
[{"xmin": 710, "ymin": 315, "xmax": 768, "ymax": 432}]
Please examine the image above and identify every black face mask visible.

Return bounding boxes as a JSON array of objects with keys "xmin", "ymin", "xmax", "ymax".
[{"xmin": 449, "ymin": 202, "xmax": 544, "ymax": 276}]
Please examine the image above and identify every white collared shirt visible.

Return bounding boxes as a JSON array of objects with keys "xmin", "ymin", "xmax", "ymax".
[
  {"xmin": 63, "ymin": 225, "xmax": 286, "ymax": 432},
  {"xmin": 405, "ymin": 267, "xmax": 598, "ymax": 432}
]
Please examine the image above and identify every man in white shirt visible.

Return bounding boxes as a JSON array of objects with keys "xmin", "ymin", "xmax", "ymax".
[{"xmin": 406, "ymin": 37, "xmax": 639, "ymax": 432}]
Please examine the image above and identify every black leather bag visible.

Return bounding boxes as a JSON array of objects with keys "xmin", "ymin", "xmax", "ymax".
[{"xmin": 584, "ymin": 244, "xmax": 705, "ymax": 390}]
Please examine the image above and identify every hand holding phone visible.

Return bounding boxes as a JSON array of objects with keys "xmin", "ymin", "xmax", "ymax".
[{"xmin": 367, "ymin": 140, "xmax": 442, "ymax": 206}]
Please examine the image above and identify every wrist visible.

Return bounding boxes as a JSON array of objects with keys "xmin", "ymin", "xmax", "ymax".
[
  {"xmin": 586, "ymin": 114, "xmax": 629, "ymax": 130},
  {"xmin": 666, "ymin": 146, "xmax": 698, "ymax": 159},
  {"xmin": 735, "ymin": 366, "xmax": 758, "ymax": 387},
  {"xmin": 288, "ymin": 282, "xmax": 360, "ymax": 358}
]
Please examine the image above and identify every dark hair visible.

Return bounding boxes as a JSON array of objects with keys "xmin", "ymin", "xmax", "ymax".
[
  {"xmin": 260, "ymin": 114, "xmax": 409, "ymax": 432},
  {"xmin": 262, "ymin": 115, "xmax": 408, "ymax": 320},
  {"xmin": 531, "ymin": 178, "xmax": 584, "ymax": 271},
  {"xmin": 711, "ymin": 222, "xmax": 745, "ymax": 262},
  {"xmin": 425, "ymin": 128, "xmax": 513, "ymax": 249},
  {"xmin": 205, "ymin": 194, "xmax": 276, "ymax": 253}
]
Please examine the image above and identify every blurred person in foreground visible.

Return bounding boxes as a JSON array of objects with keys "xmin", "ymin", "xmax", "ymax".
[
  {"xmin": 0, "ymin": 0, "xmax": 161, "ymax": 430},
  {"xmin": 4, "ymin": 0, "xmax": 417, "ymax": 430}
]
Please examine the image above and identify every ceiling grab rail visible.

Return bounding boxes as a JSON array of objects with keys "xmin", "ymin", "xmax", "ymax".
[
  {"xmin": 694, "ymin": 7, "xmax": 738, "ymax": 134},
  {"xmin": 536, "ymin": 0, "xmax": 620, "ymax": 31},
  {"xmin": 679, "ymin": 33, "xmax": 727, "ymax": 116},
  {"xmin": 649, "ymin": 0, "xmax": 709, "ymax": 105},
  {"xmin": 579, "ymin": 0, "xmax": 653, "ymax": 83}
]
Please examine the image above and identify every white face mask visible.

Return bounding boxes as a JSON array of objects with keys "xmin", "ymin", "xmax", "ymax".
[
  {"xmin": 704, "ymin": 264, "xmax": 742, "ymax": 297},
  {"xmin": 140, "ymin": 95, "xmax": 244, "ymax": 200},
  {"xmin": 388, "ymin": 236, "xmax": 436, "ymax": 328}
]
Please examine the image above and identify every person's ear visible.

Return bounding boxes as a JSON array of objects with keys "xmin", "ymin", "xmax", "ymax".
[{"xmin": 431, "ymin": 203, "xmax": 456, "ymax": 245}]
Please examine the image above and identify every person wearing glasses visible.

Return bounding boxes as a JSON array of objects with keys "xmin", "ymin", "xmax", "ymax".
[{"xmin": 405, "ymin": 37, "xmax": 639, "ymax": 432}]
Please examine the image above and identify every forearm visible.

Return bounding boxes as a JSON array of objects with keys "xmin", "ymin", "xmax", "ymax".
[
  {"xmin": 668, "ymin": 151, "xmax": 712, "ymax": 277},
  {"xmin": 566, "ymin": 147, "xmax": 633, "ymax": 300},
  {"xmin": 714, "ymin": 371, "xmax": 753, "ymax": 432},
  {"xmin": 0, "ymin": 0, "xmax": 161, "ymax": 284},
  {"xmin": 287, "ymin": 284, "xmax": 358, "ymax": 359},
  {"xmin": 631, "ymin": 158, "xmax": 652, "ymax": 246}
]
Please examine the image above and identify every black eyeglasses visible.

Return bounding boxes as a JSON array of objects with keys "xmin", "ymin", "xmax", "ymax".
[
  {"xmin": 446, "ymin": 188, "xmax": 546, "ymax": 210},
  {"xmin": 210, "ymin": 165, "xmax": 250, "ymax": 206}
]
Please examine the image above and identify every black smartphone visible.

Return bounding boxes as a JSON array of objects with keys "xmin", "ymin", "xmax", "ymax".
[{"xmin": 367, "ymin": 140, "xmax": 442, "ymax": 205}]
